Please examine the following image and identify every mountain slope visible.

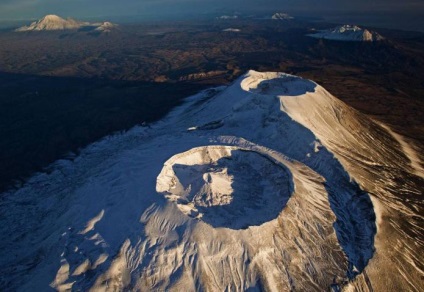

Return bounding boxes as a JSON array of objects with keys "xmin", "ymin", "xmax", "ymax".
[
  {"xmin": 94, "ymin": 22, "xmax": 118, "ymax": 32},
  {"xmin": 271, "ymin": 13, "xmax": 294, "ymax": 20},
  {"xmin": 15, "ymin": 15, "xmax": 87, "ymax": 31},
  {"xmin": 15, "ymin": 15, "xmax": 116, "ymax": 32},
  {"xmin": 308, "ymin": 25, "xmax": 384, "ymax": 42},
  {"xmin": 0, "ymin": 71, "xmax": 422, "ymax": 291}
]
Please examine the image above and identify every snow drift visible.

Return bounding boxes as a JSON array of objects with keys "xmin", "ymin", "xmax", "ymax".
[{"xmin": 0, "ymin": 71, "xmax": 422, "ymax": 291}]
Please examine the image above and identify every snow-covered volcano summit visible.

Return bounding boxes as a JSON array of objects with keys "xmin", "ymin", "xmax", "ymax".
[
  {"xmin": 15, "ymin": 15, "xmax": 116, "ymax": 32},
  {"xmin": 0, "ymin": 71, "xmax": 422, "ymax": 291},
  {"xmin": 15, "ymin": 15, "xmax": 88, "ymax": 31},
  {"xmin": 308, "ymin": 25, "xmax": 384, "ymax": 41},
  {"xmin": 94, "ymin": 22, "xmax": 118, "ymax": 32},
  {"xmin": 271, "ymin": 12, "xmax": 294, "ymax": 20}
]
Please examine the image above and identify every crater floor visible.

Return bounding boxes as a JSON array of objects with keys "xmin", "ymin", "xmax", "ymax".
[{"xmin": 157, "ymin": 146, "xmax": 292, "ymax": 229}]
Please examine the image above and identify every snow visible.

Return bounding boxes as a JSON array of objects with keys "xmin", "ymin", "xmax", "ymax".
[
  {"xmin": 217, "ymin": 15, "xmax": 238, "ymax": 20},
  {"xmin": 15, "ymin": 15, "xmax": 116, "ymax": 32},
  {"xmin": 223, "ymin": 28, "xmax": 241, "ymax": 32},
  {"xmin": 0, "ymin": 71, "xmax": 422, "ymax": 291},
  {"xmin": 157, "ymin": 146, "xmax": 292, "ymax": 229},
  {"xmin": 80, "ymin": 210, "xmax": 105, "ymax": 235},
  {"xmin": 307, "ymin": 25, "xmax": 384, "ymax": 42},
  {"xmin": 377, "ymin": 123, "xmax": 424, "ymax": 179},
  {"xmin": 94, "ymin": 22, "xmax": 118, "ymax": 32},
  {"xmin": 271, "ymin": 13, "xmax": 294, "ymax": 20},
  {"xmin": 15, "ymin": 15, "xmax": 87, "ymax": 31}
]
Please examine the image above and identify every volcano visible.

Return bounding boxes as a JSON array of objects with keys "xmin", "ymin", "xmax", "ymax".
[{"xmin": 0, "ymin": 71, "xmax": 422, "ymax": 291}]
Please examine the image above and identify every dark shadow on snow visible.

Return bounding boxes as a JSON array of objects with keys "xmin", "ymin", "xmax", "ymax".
[
  {"xmin": 171, "ymin": 150, "xmax": 294, "ymax": 230},
  {"xmin": 246, "ymin": 75, "xmax": 317, "ymax": 96},
  {"xmin": 251, "ymin": 98, "xmax": 377, "ymax": 280}
]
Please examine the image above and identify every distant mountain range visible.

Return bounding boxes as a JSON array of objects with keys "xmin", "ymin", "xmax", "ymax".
[
  {"xmin": 94, "ymin": 22, "xmax": 118, "ymax": 32},
  {"xmin": 15, "ymin": 15, "xmax": 117, "ymax": 32},
  {"xmin": 307, "ymin": 25, "xmax": 384, "ymax": 42},
  {"xmin": 217, "ymin": 15, "xmax": 238, "ymax": 20},
  {"xmin": 222, "ymin": 28, "xmax": 241, "ymax": 32},
  {"xmin": 216, "ymin": 12, "xmax": 294, "ymax": 21},
  {"xmin": 271, "ymin": 13, "xmax": 294, "ymax": 20}
]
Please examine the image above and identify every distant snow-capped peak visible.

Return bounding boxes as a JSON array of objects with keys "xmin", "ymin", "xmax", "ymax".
[
  {"xmin": 335, "ymin": 24, "xmax": 362, "ymax": 33},
  {"xmin": 15, "ymin": 15, "xmax": 116, "ymax": 32},
  {"xmin": 307, "ymin": 25, "xmax": 384, "ymax": 42},
  {"xmin": 217, "ymin": 15, "xmax": 238, "ymax": 20},
  {"xmin": 94, "ymin": 22, "xmax": 118, "ymax": 32},
  {"xmin": 271, "ymin": 13, "xmax": 294, "ymax": 20},
  {"xmin": 15, "ymin": 14, "xmax": 87, "ymax": 31},
  {"xmin": 223, "ymin": 28, "xmax": 241, "ymax": 32}
]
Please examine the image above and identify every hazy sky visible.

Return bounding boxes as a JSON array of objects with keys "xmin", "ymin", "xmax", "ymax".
[{"xmin": 0, "ymin": 0, "xmax": 423, "ymax": 20}]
